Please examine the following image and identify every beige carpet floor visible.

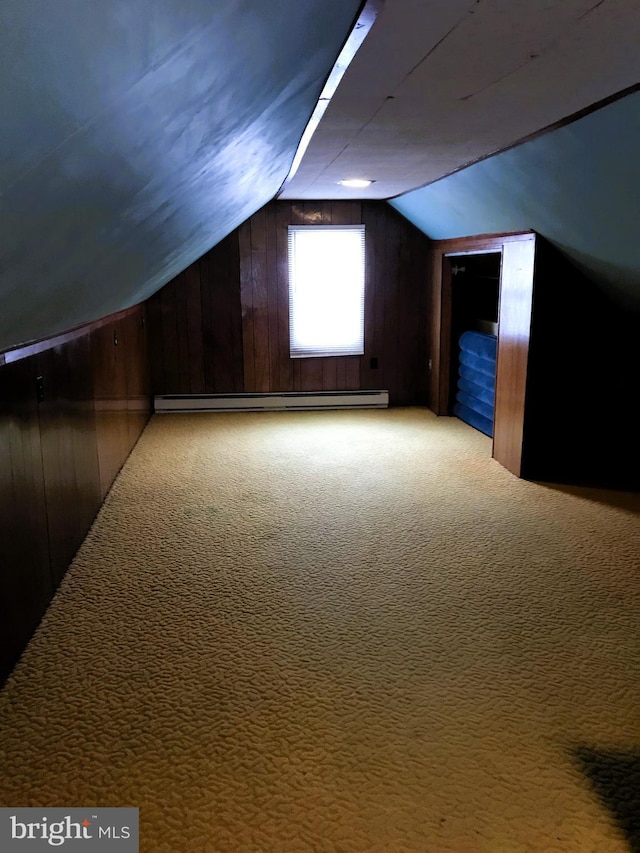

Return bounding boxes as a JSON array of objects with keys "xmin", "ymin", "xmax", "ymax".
[{"xmin": 1, "ymin": 409, "xmax": 639, "ymax": 852}]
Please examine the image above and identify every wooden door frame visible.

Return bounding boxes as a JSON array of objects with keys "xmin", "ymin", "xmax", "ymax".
[{"xmin": 427, "ymin": 230, "xmax": 536, "ymax": 476}]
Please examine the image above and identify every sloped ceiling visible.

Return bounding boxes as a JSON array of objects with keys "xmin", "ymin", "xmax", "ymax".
[
  {"xmin": 0, "ymin": 0, "xmax": 362, "ymax": 351},
  {"xmin": 390, "ymin": 90, "xmax": 640, "ymax": 309},
  {"xmin": 281, "ymin": 0, "xmax": 640, "ymax": 200},
  {"xmin": 275, "ymin": 0, "xmax": 640, "ymax": 312}
]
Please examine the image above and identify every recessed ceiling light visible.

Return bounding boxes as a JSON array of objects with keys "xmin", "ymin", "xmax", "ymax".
[{"xmin": 338, "ymin": 178, "xmax": 374, "ymax": 188}]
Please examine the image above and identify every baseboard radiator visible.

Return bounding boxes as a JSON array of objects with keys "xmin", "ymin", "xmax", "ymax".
[{"xmin": 154, "ymin": 390, "xmax": 389, "ymax": 413}]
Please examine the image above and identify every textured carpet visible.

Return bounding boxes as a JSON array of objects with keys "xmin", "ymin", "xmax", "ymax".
[{"xmin": 1, "ymin": 409, "xmax": 639, "ymax": 852}]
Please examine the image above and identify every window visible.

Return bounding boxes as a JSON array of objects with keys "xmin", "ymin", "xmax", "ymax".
[{"xmin": 288, "ymin": 225, "xmax": 365, "ymax": 358}]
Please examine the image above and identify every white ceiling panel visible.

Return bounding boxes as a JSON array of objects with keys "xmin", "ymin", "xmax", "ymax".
[{"xmin": 280, "ymin": 0, "xmax": 640, "ymax": 199}]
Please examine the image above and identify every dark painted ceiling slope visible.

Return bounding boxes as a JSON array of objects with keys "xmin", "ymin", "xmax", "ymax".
[
  {"xmin": 390, "ymin": 90, "xmax": 640, "ymax": 311},
  {"xmin": 0, "ymin": 0, "xmax": 362, "ymax": 351}
]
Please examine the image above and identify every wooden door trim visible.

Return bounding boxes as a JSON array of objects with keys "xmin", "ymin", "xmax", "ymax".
[{"xmin": 428, "ymin": 230, "xmax": 536, "ymax": 476}]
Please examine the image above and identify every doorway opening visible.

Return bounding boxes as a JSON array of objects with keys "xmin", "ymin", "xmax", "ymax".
[{"xmin": 448, "ymin": 251, "xmax": 501, "ymax": 436}]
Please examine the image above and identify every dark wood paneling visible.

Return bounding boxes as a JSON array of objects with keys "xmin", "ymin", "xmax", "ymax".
[
  {"xmin": 265, "ymin": 201, "xmax": 281, "ymax": 391},
  {"xmin": 147, "ymin": 292, "xmax": 165, "ymax": 396},
  {"xmin": 38, "ymin": 334, "xmax": 102, "ymax": 585},
  {"xmin": 200, "ymin": 249, "xmax": 215, "ymax": 392},
  {"xmin": 160, "ymin": 231, "xmax": 245, "ymax": 396},
  {"xmin": 92, "ymin": 318, "xmax": 130, "ymax": 497},
  {"xmin": 360, "ymin": 204, "xmax": 381, "ymax": 393},
  {"xmin": 401, "ymin": 221, "xmax": 430, "ymax": 405},
  {"xmin": 227, "ymin": 232, "xmax": 245, "ymax": 393},
  {"xmin": 184, "ymin": 264, "xmax": 205, "ymax": 393},
  {"xmin": 359, "ymin": 202, "xmax": 430, "ymax": 405},
  {"xmin": 238, "ymin": 219, "xmax": 256, "ymax": 391},
  {"xmin": 385, "ymin": 207, "xmax": 402, "ymax": 400},
  {"xmin": 175, "ymin": 271, "xmax": 191, "ymax": 393},
  {"xmin": 149, "ymin": 201, "xmax": 430, "ymax": 405},
  {"xmin": 275, "ymin": 202, "xmax": 295, "ymax": 391},
  {"xmin": 245, "ymin": 205, "xmax": 271, "ymax": 392},
  {"xmin": 0, "ymin": 358, "xmax": 51, "ymax": 680},
  {"xmin": 0, "ymin": 304, "xmax": 152, "ymax": 683},
  {"xmin": 159, "ymin": 278, "xmax": 180, "ymax": 393},
  {"xmin": 426, "ymin": 248, "xmax": 443, "ymax": 412},
  {"xmin": 125, "ymin": 306, "xmax": 152, "ymax": 446}
]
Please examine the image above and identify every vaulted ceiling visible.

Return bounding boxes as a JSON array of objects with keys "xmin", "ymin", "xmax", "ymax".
[
  {"xmin": 0, "ymin": 0, "xmax": 362, "ymax": 351},
  {"xmin": 2, "ymin": 0, "xmax": 639, "ymax": 352}
]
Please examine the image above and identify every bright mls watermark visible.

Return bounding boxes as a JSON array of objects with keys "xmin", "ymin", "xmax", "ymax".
[{"xmin": 1, "ymin": 809, "xmax": 138, "ymax": 851}]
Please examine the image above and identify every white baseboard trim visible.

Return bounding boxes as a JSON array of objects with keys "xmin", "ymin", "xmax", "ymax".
[{"xmin": 154, "ymin": 390, "xmax": 389, "ymax": 413}]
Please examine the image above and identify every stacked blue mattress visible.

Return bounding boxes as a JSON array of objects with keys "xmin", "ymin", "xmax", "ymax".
[{"xmin": 453, "ymin": 330, "xmax": 497, "ymax": 437}]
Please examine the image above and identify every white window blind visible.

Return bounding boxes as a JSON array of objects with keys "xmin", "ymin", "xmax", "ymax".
[{"xmin": 288, "ymin": 225, "xmax": 365, "ymax": 358}]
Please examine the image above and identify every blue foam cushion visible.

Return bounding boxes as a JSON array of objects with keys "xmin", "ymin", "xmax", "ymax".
[
  {"xmin": 453, "ymin": 402, "xmax": 494, "ymax": 437},
  {"xmin": 459, "ymin": 330, "xmax": 497, "ymax": 361},
  {"xmin": 458, "ymin": 376, "xmax": 495, "ymax": 406},
  {"xmin": 459, "ymin": 349, "xmax": 496, "ymax": 379},
  {"xmin": 456, "ymin": 389, "xmax": 494, "ymax": 422},
  {"xmin": 458, "ymin": 362, "xmax": 495, "ymax": 391}
]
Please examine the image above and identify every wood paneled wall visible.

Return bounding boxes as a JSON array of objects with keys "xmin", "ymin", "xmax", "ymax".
[
  {"xmin": 149, "ymin": 201, "xmax": 430, "ymax": 405},
  {"xmin": 147, "ymin": 234, "xmax": 244, "ymax": 396},
  {"xmin": 0, "ymin": 305, "xmax": 151, "ymax": 682}
]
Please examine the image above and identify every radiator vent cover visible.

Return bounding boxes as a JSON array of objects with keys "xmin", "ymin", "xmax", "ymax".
[{"xmin": 154, "ymin": 391, "xmax": 389, "ymax": 413}]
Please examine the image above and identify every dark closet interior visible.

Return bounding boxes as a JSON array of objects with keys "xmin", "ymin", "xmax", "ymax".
[{"xmin": 449, "ymin": 252, "xmax": 501, "ymax": 436}]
